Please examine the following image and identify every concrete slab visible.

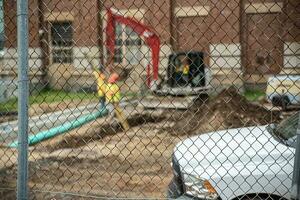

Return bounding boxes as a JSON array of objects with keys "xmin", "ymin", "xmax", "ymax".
[
  {"xmin": 0, "ymin": 100, "xmax": 138, "ymax": 146},
  {"xmin": 0, "ymin": 103, "xmax": 99, "ymax": 144}
]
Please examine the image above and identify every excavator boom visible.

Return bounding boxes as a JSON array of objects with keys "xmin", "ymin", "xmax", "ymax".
[
  {"xmin": 105, "ymin": 8, "xmax": 160, "ymax": 87},
  {"xmin": 105, "ymin": 8, "xmax": 212, "ymax": 110}
]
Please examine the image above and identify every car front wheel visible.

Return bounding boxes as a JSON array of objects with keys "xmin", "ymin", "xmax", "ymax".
[{"xmin": 167, "ymin": 178, "xmax": 183, "ymax": 199}]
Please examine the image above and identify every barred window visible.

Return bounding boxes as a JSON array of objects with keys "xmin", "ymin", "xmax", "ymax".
[{"xmin": 50, "ymin": 21, "xmax": 73, "ymax": 63}]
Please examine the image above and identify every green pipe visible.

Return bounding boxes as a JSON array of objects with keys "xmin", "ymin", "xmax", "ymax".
[{"xmin": 9, "ymin": 109, "xmax": 108, "ymax": 148}]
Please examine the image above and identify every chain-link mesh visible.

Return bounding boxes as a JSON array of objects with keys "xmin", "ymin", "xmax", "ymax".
[{"xmin": 0, "ymin": 0, "xmax": 299, "ymax": 199}]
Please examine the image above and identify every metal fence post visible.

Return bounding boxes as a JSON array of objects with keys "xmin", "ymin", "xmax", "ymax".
[
  {"xmin": 16, "ymin": 0, "xmax": 29, "ymax": 199},
  {"xmin": 292, "ymin": 112, "xmax": 300, "ymax": 199}
]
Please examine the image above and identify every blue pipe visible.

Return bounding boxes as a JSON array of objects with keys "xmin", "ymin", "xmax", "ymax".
[{"xmin": 9, "ymin": 109, "xmax": 108, "ymax": 148}]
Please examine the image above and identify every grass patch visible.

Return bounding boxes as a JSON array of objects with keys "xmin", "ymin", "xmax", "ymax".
[
  {"xmin": 244, "ymin": 89, "xmax": 265, "ymax": 102},
  {"xmin": 0, "ymin": 89, "xmax": 97, "ymax": 112}
]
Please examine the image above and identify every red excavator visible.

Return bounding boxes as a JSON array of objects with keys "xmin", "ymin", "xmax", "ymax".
[{"xmin": 105, "ymin": 8, "xmax": 211, "ymax": 109}]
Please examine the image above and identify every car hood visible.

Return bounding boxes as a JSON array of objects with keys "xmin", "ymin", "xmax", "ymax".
[{"xmin": 173, "ymin": 125, "xmax": 294, "ymax": 179}]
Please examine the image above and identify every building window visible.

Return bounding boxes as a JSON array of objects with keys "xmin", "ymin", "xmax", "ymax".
[
  {"xmin": 50, "ymin": 21, "xmax": 73, "ymax": 63},
  {"xmin": 114, "ymin": 23, "xmax": 142, "ymax": 65}
]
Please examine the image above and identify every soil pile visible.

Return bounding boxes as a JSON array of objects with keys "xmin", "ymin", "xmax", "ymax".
[{"xmin": 171, "ymin": 87, "xmax": 281, "ymax": 135}]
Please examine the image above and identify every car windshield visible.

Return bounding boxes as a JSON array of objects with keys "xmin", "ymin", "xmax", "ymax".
[{"xmin": 267, "ymin": 111, "xmax": 299, "ymax": 147}]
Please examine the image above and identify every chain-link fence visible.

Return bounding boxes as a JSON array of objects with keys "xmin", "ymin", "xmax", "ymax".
[{"xmin": 0, "ymin": 0, "xmax": 299, "ymax": 199}]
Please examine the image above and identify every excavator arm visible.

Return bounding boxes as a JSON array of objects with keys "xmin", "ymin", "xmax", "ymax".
[{"xmin": 105, "ymin": 8, "xmax": 160, "ymax": 87}]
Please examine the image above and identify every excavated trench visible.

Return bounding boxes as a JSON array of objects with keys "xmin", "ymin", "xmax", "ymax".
[{"xmin": 53, "ymin": 113, "xmax": 166, "ymax": 149}]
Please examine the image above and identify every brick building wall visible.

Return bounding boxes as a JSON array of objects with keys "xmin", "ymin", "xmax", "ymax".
[
  {"xmin": 1, "ymin": 0, "xmax": 43, "ymax": 99},
  {"xmin": 40, "ymin": 0, "xmax": 101, "ymax": 90},
  {"xmin": 172, "ymin": 0, "xmax": 242, "ymax": 88},
  {"xmin": 2, "ymin": 0, "xmax": 102, "ymax": 93},
  {"xmin": 0, "ymin": 0, "xmax": 299, "ymax": 94},
  {"xmin": 241, "ymin": 0, "xmax": 300, "ymax": 88}
]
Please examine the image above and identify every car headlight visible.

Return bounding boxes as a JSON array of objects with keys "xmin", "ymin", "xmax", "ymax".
[{"xmin": 183, "ymin": 173, "xmax": 219, "ymax": 199}]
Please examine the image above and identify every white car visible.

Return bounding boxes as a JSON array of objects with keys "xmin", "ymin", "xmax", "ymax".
[{"xmin": 168, "ymin": 112, "xmax": 298, "ymax": 200}]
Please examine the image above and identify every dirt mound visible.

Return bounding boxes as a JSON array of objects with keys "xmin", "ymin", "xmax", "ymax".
[{"xmin": 171, "ymin": 87, "xmax": 280, "ymax": 135}]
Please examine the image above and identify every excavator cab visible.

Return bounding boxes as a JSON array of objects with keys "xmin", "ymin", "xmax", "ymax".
[
  {"xmin": 167, "ymin": 51, "xmax": 206, "ymax": 88},
  {"xmin": 141, "ymin": 51, "xmax": 211, "ymax": 109},
  {"xmin": 153, "ymin": 51, "xmax": 210, "ymax": 97}
]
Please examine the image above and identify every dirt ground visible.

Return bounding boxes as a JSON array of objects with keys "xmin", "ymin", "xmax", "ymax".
[
  {"xmin": 0, "ymin": 109, "xmax": 182, "ymax": 199},
  {"xmin": 0, "ymin": 88, "xmax": 289, "ymax": 199}
]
